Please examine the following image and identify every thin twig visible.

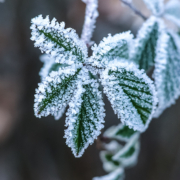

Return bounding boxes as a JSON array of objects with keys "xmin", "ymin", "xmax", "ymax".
[
  {"xmin": 81, "ymin": 0, "xmax": 99, "ymax": 47},
  {"xmin": 120, "ymin": 0, "xmax": 147, "ymax": 21}
]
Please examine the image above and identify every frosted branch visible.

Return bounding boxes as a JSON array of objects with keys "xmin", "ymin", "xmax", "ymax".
[
  {"xmin": 120, "ymin": 0, "xmax": 147, "ymax": 20},
  {"xmin": 81, "ymin": 0, "xmax": 99, "ymax": 47}
]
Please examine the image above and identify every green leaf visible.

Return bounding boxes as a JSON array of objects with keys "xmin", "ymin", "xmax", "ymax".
[
  {"xmin": 89, "ymin": 31, "xmax": 133, "ymax": 68},
  {"xmin": 104, "ymin": 124, "xmax": 137, "ymax": 142},
  {"xmin": 39, "ymin": 54, "xmax": 69, "ymax": 80},
  {"xmin": 164, "ymin": 0, "xmax": 180, "ymax": 27},
  {"xmin": 101, "ymin": 61, "xmax": 158, "ymax": 132},
  {"xmin": 31, "ymin": 15, "xmax": 87, "ymax": 65},
  {"xmin": 34, "ymin": 65, "xmax": 82, "ymax": 118},
  {"xmin": 112, "ymin": 134, "xmax": 140, "ymax": 167},
  {"xmin": 130, "ymin": 17, "xmax": 163, "ymax": 71},
  {"xmin": 93, "ymin": 168, "xmax": 124, "ymax": 180},
  {"xmin": 65, "ymin": 70, "xmax": 105, "ymax": 157},
  {"xmin": 142, "ymin": 0, "xmax": 164, "ymax": 15},
  {"xmin": 154, "ymin": 30, "xmax": 180, "ymax": 117}
]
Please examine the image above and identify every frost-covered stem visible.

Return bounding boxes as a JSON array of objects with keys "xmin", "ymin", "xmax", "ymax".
[
  {"xmin": 120, "ymin": 0, "xmax": 147, "ymax": 21},
  {"xmin": 81, "ymin": 0, "xmax": 99, "ymax": 47}
]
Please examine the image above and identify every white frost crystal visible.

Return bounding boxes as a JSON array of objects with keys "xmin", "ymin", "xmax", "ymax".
[
  {"xmin": 30, "ymin": 15, "xmax": 87, "ymax": 65},
  {"xmin": 64, "ymin": 68, "xmax": 105, "ymax": 157},
  {"xmin": 104, "ymin": 124, "xmax": 137, "ymax": 142},
  {"xmin": 130, "ymin": 16, "xmax": 164, "ymax": 71},
  {"xmin": 89, "ymin": 31, "xmax": 134, "ymax": 68},
  {"xmin": 143, "ymin": 0, "xmax": 164, "ymax": 16},
  {"xmin": 34, "ymin": 64, "xmax": 82, "ymax": 118},
  {"xmin": 154, "ymin": 30, "xmax": 180, "ymax": 117},
  {"xmin": 100, "ymin": 61, "xmax": 158, "ymax": 132},
  {"xmin": 164, "ymin": 0, "xmax": 180, "ymax": 27}
]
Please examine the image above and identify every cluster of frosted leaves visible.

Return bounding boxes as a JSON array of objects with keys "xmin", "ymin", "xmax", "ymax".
[
  {"xmin": 89, "ymin": 31, "xmax": 134, "ymax": 68},
  {"xmin": 93, "ymin": 125, "xmax": 140, "ymax": 180},
  {"xmin": 142, "ymin": 0, "xmax": 164, "ymax": 16},
  {"xmin": 130, "ymin": 16, "xmax": 163, "ymax": 71},
  {"xmin": 30, "ymin": 15, "xmax": 87, "ymax": 65},
  {"xmin": 164, "ymin": 0, "xmax": 180, "ymax": 27},
  {"xmin": 100, "ymin": 60, "xmax": 158, "ymax": 132},
  {"xmin": 153, "ymin": 30, "xmax": 180, "ymax": 117},
  {"xmin": 104, "ymin": 124, "xmax": 137, "ymax": 142},
  {"xmin": 39, "ymin": 54, "xmax": 69, "ymax": 80},
  {"xmin": 34, "ymin": 64, "xmax": 82, "ymax": 118},
  {"xmin": 64, "ymin": 69, "xmax": 105, "ymax": 157}
]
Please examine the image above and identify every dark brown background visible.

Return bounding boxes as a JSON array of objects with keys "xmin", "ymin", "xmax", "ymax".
[{"xmin": 0, "ymin": 0, "xmax": 180, "ymax": 179}]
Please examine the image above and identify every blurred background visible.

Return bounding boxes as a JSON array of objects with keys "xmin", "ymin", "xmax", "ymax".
[{"xmin": 0, "ymin": 0, "xmax": 180, "ymax": 179}]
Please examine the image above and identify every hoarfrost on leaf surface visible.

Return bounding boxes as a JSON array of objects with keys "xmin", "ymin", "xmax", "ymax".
[
  {"xmin": 142, "ymin": 0, "xmax": 164, "ymax": 16},
  {"xmin": 130, "ymin": 16, "xmax": 163, "ymax": 71},
  {"xmin": 39, "ymin": 54, "xmax": 69, "ymax": 80},
  {"xmin": 64, "ymin": 68, "xmax": 105, "ymax": 157},
  {"xmin": 153, "ymin": 30, "xmax": 180, "ymax": 117},
  {"xmin": 101, "ymin": 61, "xmax": 158, "ymax": 132},
  {"xmin": 104, "ymin": 124, "xmax": 137, "ymax": 142},
  {"xmin": 30, "ymin": 15, "xmax": 87, "ymax": 65},
  {"xmin": 89, "ymin": 31, "xmax": 134, "ymax": 68},
  {"xmin": 34, "ymin": 64, "xmax": 82, "ymax": 118},
  {"xmin": 164, "ymin": 0, "xmax": 180, "ymax": 27},
  {"xmin": 53, "ymin": 106, "xmax": 66, "ymax": 120},
  {"xmin": 92, "ymin": 167, "xmax": 124, "ymax": 180}
]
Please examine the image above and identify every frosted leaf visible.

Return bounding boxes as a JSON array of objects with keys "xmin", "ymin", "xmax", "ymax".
[
  {"xmin": 164, "ymin": 0, "xmax": 180, "ymax": 27},
  {"xmin": 53, "ymin": 106, "xmax": 66, "ymax": 120},
  {"xmin": 34, "ymin": 64, "xmax": 82, "ymax": 118},
  {"xmin": 30, "ymin": 15, "xmax": 87, "ymax": 65},
  {"xmin": 130, "ymin": 17, "xmax": 164, "ymax": 71},
  {"xmin": 153, "ymin": 30, "xmax": 180, "ymax": 117},
  {"xmin": 64, "ymin": 69, "xmax": 105, "ymax": 157},
  {"xmin": 112, "ymin": 134, "xmax": 140, "ymax": 167},
  {"xmin": 100, "ymin": 61, "xmax": 158, "ymax": 132},
  {"xmin": 104, "ymin": 124, "xmax": 137, "ymax": 142},
  {"xmin": 39, "ymin": 54, "xmax": 69, "ymax": 80},
  {"xmin": 142, "ymin": 0, "xmax": 164, "ymax": 16},
  {"xmin": 89, "ymin": 31, "xmax": 134, "ymax": 68},
  {"xmin": 81, "ymin": 0, "xmax": 99, "ymax": 46},
  {"xmin": 92, "ymin": 168, "xmax": 124, "ymax": 180},
  {"xmin": 100, "ymin": 141, "xmax": 122, "ymax": 172}
]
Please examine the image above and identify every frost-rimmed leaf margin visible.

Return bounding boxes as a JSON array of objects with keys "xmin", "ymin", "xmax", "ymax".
[
  {"xmin": 142, "ymin": 0, "xmax": 164, "ymax": 16},
  {"xmin": 112, "ymin": 133, "xmax": 140, "ymax": 167},
  {"xmin": 88, "ymin": 31, "xmax": 134, "ymax": 69},
  {"xmin": 64, "ymin": 68, "xmax": 105, "ymax": 157},
  {"xmin": 153, "ymin": 30, "xmax": 180, "ymax": 118},
  {"xmin": 30, "ymin": 15, "xmax": 87, "ymax": 65},
  {"xmin": 92, "ymin": 167, "xmax": 125, "ymax": 180},
  {"xmin": 164, "ymin": 0, "xmax": 180, "ymax": 27},
  {"xmin": 130, "ymin": 16, "xmax": 163, "ymax": 71},
  {"xmin": 34, "ymin": 64, "xmax": 82, "ymax": 118},
  {"xmin": 39, "ymin": 54, "xmax": 69, "ymax": 80},
  {"xmin": 104, "ymin": 124, "xmax": 137, "ymax": 142},
  {"xmin": 100, "ymin": 60, "xmax": 158, "ymax": 132}
]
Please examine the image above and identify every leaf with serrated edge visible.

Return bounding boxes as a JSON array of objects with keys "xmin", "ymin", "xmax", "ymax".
[
  {"xmin": 154, "ymin": 30, "xmax": 180, "ymax": 117},
  {"xmin": 34, "ymin": 64, "xmax": 82, "ymax": 118},
  {"xmin": 89, "ymin": 31, "xmax": 134, "ymax": 68},
  {"xmin": 112, "ymin": 133, "xmax": 140, "ymax": 167},
  {"xmin": 92, "ymin": 168, "xmax": 124, "ymax": 180},
  {"xmin": 164, "ymin": 0, "xmax": 180, "ymax": 27},
  {"xmin": 30, "ymin": 15, "xmax": 87, "ymax": 65},
  {"xmin": 130, "ymin": 17, "xmax": 164, "ymax": 71},
  {"xmin": 142, "ymin": 0, "xmax": 164, "ymax": 15},
  {"xmin": 64, "ymin": 68, "xmax": 105, "ymax": 157},
  {"xmin": 101, "ymin": 60, "xmax": 158, "ymax": 132},
  {"xmin": 104, "ymin": 124, "xmax": 137, "ymax": 142},
  {"xmin": 39, "ymin": 54, "xmax": 69, "ymax": 80}
]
